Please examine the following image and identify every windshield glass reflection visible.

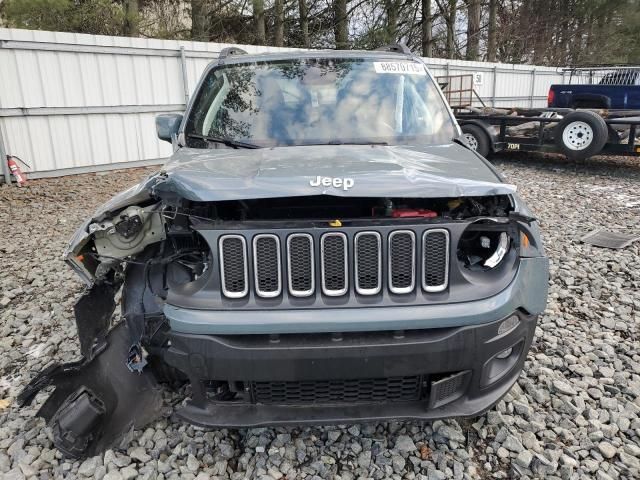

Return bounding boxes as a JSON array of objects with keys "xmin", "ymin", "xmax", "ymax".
[{"xmin": 185, "ymin": 58, "xmax": 456, "ymax": 148}]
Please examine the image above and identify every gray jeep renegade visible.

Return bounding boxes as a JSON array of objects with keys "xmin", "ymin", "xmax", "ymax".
[{"xmin": 20, "ymin": 45, "xmax": 549, "ymax": 458}]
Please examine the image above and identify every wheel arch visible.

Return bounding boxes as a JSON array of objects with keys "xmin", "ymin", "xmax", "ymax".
[{"xmin": 569, "ymin": 93, "xmax": 611, "ymax": 109}]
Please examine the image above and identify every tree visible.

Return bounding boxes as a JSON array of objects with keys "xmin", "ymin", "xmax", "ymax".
[
  {"xmin": 299, "ymin": 0, "xmax": 309, "ymax": 48},
  {"xmin": 253, "ymin": 0, "xmax": 266, "ymax": 44},
  {"xmin": 2, "ymin": 0, "xmax": 125, "ymax": 35},
  {"xmin": 385, "ymin": 0, "xmax": 398, "ymax": 43},
  {"xmin": 3, "ymin": 0, "xmax": 640, "ymax": 65},
  {"xmin": 334, "ymin": 0, "xmax": 348, "ymax": 49},
  {"xmin": 445, "ymin": 0, "xmax": 456, "ymax": 58},
  {"xmin": 274, "ymin": 0, "xmax": 284, "ymax": 46},
  {"xmin": 123, "ymin": 0, "xmax": 139, "ymax": 36},
  {"xmin": 465, "ymin": 0, "xmax": 480, "ymax": 60},
  {"xmin": 191, "ymin": 0, "xmax": 208, "ymax": 41},
  {"xmin": 487, "ymin": 0, "xmax": 497, "ymax": 62},
  {"xmin": 421, "ymin": 0, "xmax": 433, "ymax": 57}
]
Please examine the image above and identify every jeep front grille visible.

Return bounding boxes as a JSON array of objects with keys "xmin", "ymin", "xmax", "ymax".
[
  {"xmin": 354, "ymin": 232, "xmax": 382, "ymax": 295},
  {"xmin": 287, "ymin": 234, "xmax": 314, "ymax": 297},
  {"xmin": 219, "ymin": 235, "xmax": 248, "ymax": 298},
  {"xmin": 320, "ymin": 232, "xmax": 348, "ymax": 296},
  {"xmin": 217, "ymin": 228, "xmax": 449, "ymax": 299},
  {"xmin": 423, "ymin": 229, "xmax": 450, "ymax": 292},
  {"xmin": 253, "ymin": 234, "xmax": 281, "ymax": 297},
  {"xmin": 388, "ymin": 230, "xmax": 416, "ymax": 294}
]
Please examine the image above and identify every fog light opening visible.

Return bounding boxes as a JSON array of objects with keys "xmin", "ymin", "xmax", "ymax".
[
  {"xmin": 481, "ymin": 340, "xmax": 525, "ymax": 387},
  {"xmin": 498, "ymin": 315, "xmax": 520, "ymax": 336},
  {"xmin": 495, "ymin": 347, "xmax": 513, "ymax": 359}
]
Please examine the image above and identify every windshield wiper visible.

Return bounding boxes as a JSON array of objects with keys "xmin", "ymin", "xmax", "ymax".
[
  {"xmin": 301, "ymin": 140, "xmax": 389, "ymax": 146},
  {"xmin": 187, "ymin": 133, "xmax": 260, "ymax": 149}
]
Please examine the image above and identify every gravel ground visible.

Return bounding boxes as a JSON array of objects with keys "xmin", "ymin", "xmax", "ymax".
[{"xmin": 0, "ymin": 154, "xmax": 639, "ymax": 480}]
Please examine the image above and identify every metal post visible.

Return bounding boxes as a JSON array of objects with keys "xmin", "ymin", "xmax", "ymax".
[
  {"xmin": 0, "ymin": 124, "xmax": 11, "ymax": 185},
  {"xmin": 491, "ymin": 66, "xmax": 497, "ymax": 108},
  {"xmin": 529, "ymin": 68, "xmax": 537, "ymax": 108},
  {"xmin": 179, "ymin": 46, "xmax": 190, "ymax": 104}
]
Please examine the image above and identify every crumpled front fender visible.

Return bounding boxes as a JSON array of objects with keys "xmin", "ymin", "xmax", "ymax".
[{"xmin": 63, "ymin": 173, "xmax": 161, "ymax": 286}]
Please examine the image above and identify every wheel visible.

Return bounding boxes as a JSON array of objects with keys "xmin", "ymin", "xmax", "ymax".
[
  {"xmin": 461, "ymin": 124, "xmax": 490, "ymax": 157},
  {"xmin": 554, "ymin": 110, "xmax": 608, "ymax": 160}
]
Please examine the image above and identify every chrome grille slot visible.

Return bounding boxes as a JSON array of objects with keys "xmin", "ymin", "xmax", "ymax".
[
  {"xmin": 321, "ymin": 233, "xmax": 348, "ymax": 296},
  {"xmin": 253, "ymin": 234, "xmax": 282, "ymax": 298},
  {"xmin": 287, "ymin": 234, "xmax": 314, "ymax": 297},
  {"xmin": 423, "ymin": 229, "xmax": 450, "ymax": 292},
  {"xmin": 388, "ymin": 230, "xmax": 416, "ymax": 294},
  {"xmin": 355, "ymin": 232, "xmax": 381, "ymax": 295},
  {"xmin": 219, "ymin": 235, "xmax": 248, "ymax": 298}
]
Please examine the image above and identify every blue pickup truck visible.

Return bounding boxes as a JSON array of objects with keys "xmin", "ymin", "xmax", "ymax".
[{"xmin": 548, "ymin": 67, "xmax": 640, "ymax": 110}]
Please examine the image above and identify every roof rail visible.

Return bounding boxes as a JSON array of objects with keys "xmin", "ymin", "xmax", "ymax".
[
  {"xmin": 219, "ymin": 47, "xmax": 248, "ymax": 59},
  {"xmin": 376, "ymin": 43, "xmax": 412, "ymax": 55}
]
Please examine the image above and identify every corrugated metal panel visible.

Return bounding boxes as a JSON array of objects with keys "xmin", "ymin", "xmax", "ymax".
[
  {"xmin": 0, "ymin": 27, "xmax": 566, "ymax": 179},
  {"xmin": 423, "ymin": 57, "xmax": 564, "ymax": 108}
]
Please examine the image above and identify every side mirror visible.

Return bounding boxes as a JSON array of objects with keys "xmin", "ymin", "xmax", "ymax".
[{"xmin": 156, "ymin": 114, "xmax": 183, "ymax": 143}]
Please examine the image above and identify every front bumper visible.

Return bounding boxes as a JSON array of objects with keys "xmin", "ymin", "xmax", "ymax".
[
  {"xmin": 164, "ymin": 311, "xmax": 537, "ymax": 427},
  {"xmin": 162, "ymin": 256, "xmax": 547, "ymax": 426},
  {"xmin": 19, "ymin": 256, "xmax": 547, "ymax": 455}
]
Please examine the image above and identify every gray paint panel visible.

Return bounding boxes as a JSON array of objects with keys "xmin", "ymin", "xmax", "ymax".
[
  {"xmin": 164, "ymin": 257, "xmax": 549, "ymax": 334},
  {"xmin": 152, "ymin": 143, "xmax": 516, "ymax": 201}
]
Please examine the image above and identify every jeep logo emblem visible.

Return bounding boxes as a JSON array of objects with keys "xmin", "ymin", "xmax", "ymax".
[{"xmin": 309, "ymin": 176, "xmax": 354, "ymax": 191}]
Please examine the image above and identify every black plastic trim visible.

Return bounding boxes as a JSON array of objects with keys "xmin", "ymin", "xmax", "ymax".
[{"xmin": 164, "ymin": 312, "xmax": 536, "ymax": 427}]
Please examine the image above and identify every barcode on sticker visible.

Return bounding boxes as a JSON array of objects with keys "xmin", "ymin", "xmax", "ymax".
[{"xmin": 373, "ymin": 62, "xmax": 426, "ymax": 75}]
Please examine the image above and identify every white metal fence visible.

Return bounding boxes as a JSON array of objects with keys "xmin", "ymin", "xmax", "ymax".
[
  {"xmin": 425, "ymin": 57, "xmax": 565, "ymax": 109},
  {"xmin": 0, "ymin": 27, "xmax": 566, "ymax": 182}
]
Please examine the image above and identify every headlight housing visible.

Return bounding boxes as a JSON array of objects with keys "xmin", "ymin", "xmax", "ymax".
[{"xmin": 457, "ymin": 222, "xmax": 513, "ymax": 271}]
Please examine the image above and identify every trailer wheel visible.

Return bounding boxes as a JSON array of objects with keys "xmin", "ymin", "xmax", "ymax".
[
  {"xmin": 461, "ymin": 124, "xmax": 490, "ymax": 157},
  {"xmin": 554, "ymin": 111, "xmax": 608, "ymax": 160}
]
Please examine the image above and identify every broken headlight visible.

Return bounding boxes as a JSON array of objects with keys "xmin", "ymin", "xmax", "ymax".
[{"xmin": 458, "ymin": 224, "xmax": 512, "ymax": 271}]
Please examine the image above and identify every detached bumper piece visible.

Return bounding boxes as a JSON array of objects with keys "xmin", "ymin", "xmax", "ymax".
[
  {"xmin": 163, "ymin": 312, "xmax": 536, "ymax": 427},
  {"xmin": 18, "ymin": 323, "xmax": 163, "ymax": 458}
]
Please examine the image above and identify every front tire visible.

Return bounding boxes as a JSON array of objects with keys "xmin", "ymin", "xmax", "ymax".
[
  {"xmin": 554, "ymin": 111, "xmax": 608, "ymax": 160},
  {"xmin": 461, "ymin": 124, "xmax": 491, "ymax": 158}
]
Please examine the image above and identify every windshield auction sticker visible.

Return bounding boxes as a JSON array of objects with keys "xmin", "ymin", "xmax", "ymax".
[{"xmin": 373, "ymin": 62, "xmax": 426, "ymax": 75}]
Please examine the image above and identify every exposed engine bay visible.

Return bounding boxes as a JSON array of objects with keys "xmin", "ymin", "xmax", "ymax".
[{"xmin": 73, "ymin": 193, "xmax": 514, "ymax": 280}]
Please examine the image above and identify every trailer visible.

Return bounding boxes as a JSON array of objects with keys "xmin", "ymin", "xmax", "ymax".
[
  {"xmin": 435, "ymin": 73, "xmax": 640, "ymax": 161},
  {"xmin": 455, "ymin": 107, "xmax": 640, "ymax": 160}
]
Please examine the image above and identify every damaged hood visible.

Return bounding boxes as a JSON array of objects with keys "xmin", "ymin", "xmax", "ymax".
[
  {"xmin": 152, "ymin": 143, "xmax": 516, "ymax": 201},
  {"xmin": 65, "ymin": 142, "xmax": 516, "ymax": 284}
]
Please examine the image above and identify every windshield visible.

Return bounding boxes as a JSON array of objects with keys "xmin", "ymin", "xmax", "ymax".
[{"xmin": 185, "ymin": 58, "xmax": 456, "ymax": 148}]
